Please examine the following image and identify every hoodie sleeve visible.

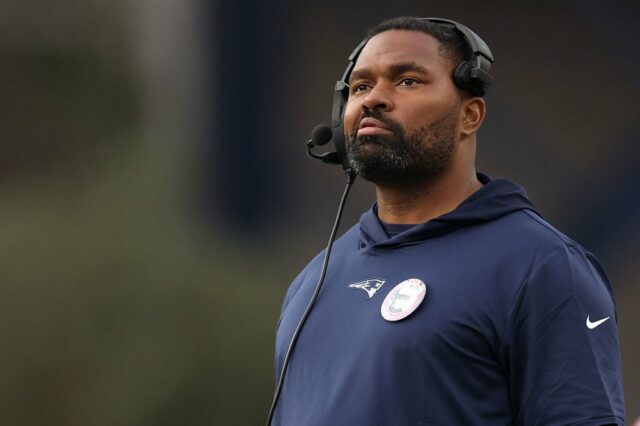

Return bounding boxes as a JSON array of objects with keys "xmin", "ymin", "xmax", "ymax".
[
  {"xmin": 273, "ymin": 250, "xmax": 326, "ymax": 379},
  {"xmin": 502, "ymin": 246, "xmax": 625, "ymax": 425}
]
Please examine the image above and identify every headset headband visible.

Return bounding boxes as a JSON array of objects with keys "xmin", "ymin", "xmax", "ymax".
[{"xmin": 342, "ymin": 17, "xmax": 494, "ymax": 97}]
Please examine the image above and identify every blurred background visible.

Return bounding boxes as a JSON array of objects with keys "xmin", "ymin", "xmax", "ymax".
[{"xmin": 1, "ymin": 0, "xmax": 638, "ymax": 424}]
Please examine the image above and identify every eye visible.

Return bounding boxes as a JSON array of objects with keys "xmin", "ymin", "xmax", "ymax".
[
  {"xmin": 351, "ymin": 82, "xmax": 371, "ymax": 94},
  {"xmin": 398, "ymin": 77, "xmax": 420, "ymax": 86}
]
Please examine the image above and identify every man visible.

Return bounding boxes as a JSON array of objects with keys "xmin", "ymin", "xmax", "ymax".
[{"xmin": 273, "ymin": 17, "xmax": 625, "ymax": 425}]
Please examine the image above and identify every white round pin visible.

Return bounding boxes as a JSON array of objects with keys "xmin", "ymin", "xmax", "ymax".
[{"xmin": 381, "ymin": 278, "xmax": 427, "ymax": 322}]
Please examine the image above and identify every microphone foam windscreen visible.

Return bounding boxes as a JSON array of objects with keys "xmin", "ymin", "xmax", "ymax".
[{"xmin": 310, "ymin": 125, "xmax": 333, "ymax": 146}]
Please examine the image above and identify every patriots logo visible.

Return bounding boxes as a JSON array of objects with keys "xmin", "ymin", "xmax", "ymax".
[{"xmin": 348, "ymin": 279, "xmax": 386, "ymax": 299}]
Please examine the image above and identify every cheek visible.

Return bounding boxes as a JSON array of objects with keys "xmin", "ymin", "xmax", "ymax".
[
  {"xmin": 342, "ymin": 100, "xmax": 359, "ymax": 137},
  {"xmin": 404, "ymin": 111, "xmax": 427, "ymax": 130},
  {"xmin": 405, "ymin": 102, "xmax": 447, "ymax": 129}
]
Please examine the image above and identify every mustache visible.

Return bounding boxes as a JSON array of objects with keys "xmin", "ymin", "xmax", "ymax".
[{"xmin": 350, "ymin": 110, "xmax": 404, "ymax": 142}]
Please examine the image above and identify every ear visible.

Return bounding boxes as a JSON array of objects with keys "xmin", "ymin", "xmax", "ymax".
[{"xmin": 460, "ymin": 97, "xmax": 486, "ymax": 138}]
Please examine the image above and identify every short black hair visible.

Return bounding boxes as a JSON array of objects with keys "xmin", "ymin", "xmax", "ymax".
[{"xmin": 365, "ymin": 16, "xmax": 471, "ymax": 69}]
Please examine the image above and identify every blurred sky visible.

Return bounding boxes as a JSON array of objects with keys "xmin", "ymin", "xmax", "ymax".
[{"xmin": 0, "ymin": 0, "xmax": 638, "ymax": 424}]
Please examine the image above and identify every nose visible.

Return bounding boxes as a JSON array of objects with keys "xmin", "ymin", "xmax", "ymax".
[{"xmin": 361, "ymin": 84, "xmax": 394, "ymax": 112}]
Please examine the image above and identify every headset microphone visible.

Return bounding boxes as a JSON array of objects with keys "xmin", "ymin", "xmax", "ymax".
[
  {"xmin": 306, "ymin": 124, "xmax": 344, "ymax": 166},
  {"xmin": 309, "ymin": 124, "xmax": 333, "ymax": 147}
]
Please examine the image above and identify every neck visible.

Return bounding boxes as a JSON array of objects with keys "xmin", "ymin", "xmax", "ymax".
[{"xmin": 375, "ymin": 165, "xmax": 482, "ymax": 224}]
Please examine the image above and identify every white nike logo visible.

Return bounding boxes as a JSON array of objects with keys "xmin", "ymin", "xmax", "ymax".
[{"xmin": 586, "ymin": 315, "xmax": 610, "ymax": 329}]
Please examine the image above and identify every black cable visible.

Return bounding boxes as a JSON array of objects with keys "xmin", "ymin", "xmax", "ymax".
[{"xmin": 266, "ymin": 169, "xmax": 356, "ymax": 425}]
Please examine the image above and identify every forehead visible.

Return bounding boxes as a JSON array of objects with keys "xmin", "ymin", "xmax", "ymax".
[{"xmin": 352, "ymin": 30, "xmax": 451, "ymax": 76}]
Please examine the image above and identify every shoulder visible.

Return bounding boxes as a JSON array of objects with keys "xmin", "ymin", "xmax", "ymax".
[
  {"xmin": 280, "ymin": 222, "xmax": 361, "ymax": 311},
  {"xmin": 487, "ymin": 208, "xmax": 604, "ymax": 277},
  {"xmin": 501, "ymin": 208, "xmax": 582, "ymax": 251},
  {"xmin": 492, "ymin": 208, "xmax": 614, "ymax": 309},
  {"xmin": 510, "ymin": 210, "xmax": 610, "ymax": 295}
]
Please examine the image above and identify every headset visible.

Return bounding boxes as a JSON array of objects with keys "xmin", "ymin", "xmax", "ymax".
[
  {"xmin": 269, "ymin": 18, "xmax": 494, "ymax": 425},
  {"xmin": 307, "ymin": 17, "xmax": 494, "ymax": 170}
]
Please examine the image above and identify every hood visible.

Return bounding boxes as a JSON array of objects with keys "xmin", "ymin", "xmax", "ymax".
[{"xmin": 358, "ymin": 174, "xmax": 539, "ymax": 249}]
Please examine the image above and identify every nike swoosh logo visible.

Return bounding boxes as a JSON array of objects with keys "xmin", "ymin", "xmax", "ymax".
[{"xmin": 586, "ymin": 315, "xmax": 610, "ymax": 329}]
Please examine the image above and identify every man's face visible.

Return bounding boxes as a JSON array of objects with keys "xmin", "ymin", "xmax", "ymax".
[{"xmin": 343, "ymin": 30, "xmax": 463, "ymax": 185}]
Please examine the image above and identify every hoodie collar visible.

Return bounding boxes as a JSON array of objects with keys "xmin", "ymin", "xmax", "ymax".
[{"xmin": 359, "ymin": 173, "xmax": 539, "ymax": 249}]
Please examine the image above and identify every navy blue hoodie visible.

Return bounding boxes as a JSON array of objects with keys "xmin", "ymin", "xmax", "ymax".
[{"xmin": 274, "ymin": 175, "xmax": 625, "ymax": 425}]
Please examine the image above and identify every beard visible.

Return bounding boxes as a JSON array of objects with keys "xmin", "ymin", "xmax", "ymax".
[{"xmin": 346, "ymin": 108, "xmax": 458, "ymax": 187}]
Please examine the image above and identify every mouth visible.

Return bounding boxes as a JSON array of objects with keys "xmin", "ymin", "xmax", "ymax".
[{"xmin": 357, "ymin": 117, "xmax": 393, "ymax": 137}]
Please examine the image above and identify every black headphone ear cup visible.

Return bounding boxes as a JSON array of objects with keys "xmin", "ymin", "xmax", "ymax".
[
  {"xmin": 317, "ymin": 82, "xmax": 351, "ymax": 169},
  {"xmin": 334, "ymin": 88, "xmax": 350, "ymax": 169},
  {"xmin": 453, "ymin": 61, "xmax": 490, "ymax": 96},
  {"xmin": 453, "ymin": 61, "xmax": 473, "ymax": 93}
]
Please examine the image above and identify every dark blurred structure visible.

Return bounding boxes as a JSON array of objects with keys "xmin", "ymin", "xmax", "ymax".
[
  {"xmin": 206, "ymin": 0, "xmax": 295, "ymax": 234},
  {"xmin": 0, "ymin": 0, "xmax": 638, "ymax": 425}
]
